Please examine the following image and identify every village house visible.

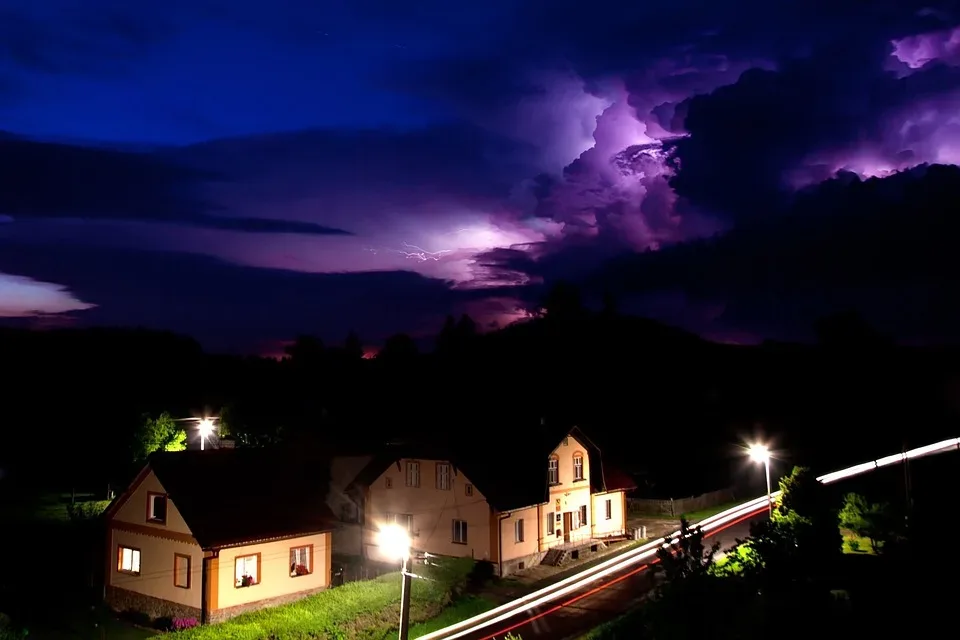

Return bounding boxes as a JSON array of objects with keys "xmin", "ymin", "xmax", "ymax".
[
  {"xmin": 103, "ymin": 449, "xmax": 335, "ymax": 624},
  {"xmin": 328, "ymin": 426, "xmax": 635, "ymax": 576}
]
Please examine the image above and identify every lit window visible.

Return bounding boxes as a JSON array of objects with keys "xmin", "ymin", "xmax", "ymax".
[
  {"xmin": 147, "ymin": 493, "xmax": 167, "ymax": 523},
  {"xmin": 452, "ymin": 519, "xmax": 468, "ymax": 544},
  {"xmin": 515, "ymin": 519, "xmax": 524, "ymax": 543},
  {"xmin": 118, "ymin": 546, "xmax": 140, "ymax": 575},
  {"xmin": 406, "ymin": 461, "xmax": 420, "ymax": 487},
  {"xmin": 436, "ymin": 463, "xmax": 451, "ymax": 490},
  {"xmin": 290, "ymin": 546, "xmax": 312, "ymax": 577},
  {"xmin": 573, "ymin": 454, "xmax": 584, "ymax": 481},
  {"xmin": 174, "ymin": 554, "xmax": 190, "ymax": 588},
  {"xmin": 548, "ymin": 457, "xmax": 559, "ymax": 485},
  {"xmin": 235, "ymin": 554, "xmax": 259, "ymax": 588},
  {"xmin": 605, "ymin": 499, "xmax": 612, "ymax": 520}
]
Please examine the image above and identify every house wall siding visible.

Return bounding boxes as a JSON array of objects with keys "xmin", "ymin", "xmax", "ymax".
[
  {"xmin": 591, "ymin": 490, "xmax": 627, "ymax": 538},
  {"xmin": 215, "ymin": 532, "xmax": 332, "ymax": 610},
  {"xmin": 106, "ymin": 528, "xmax": 203, "ymax": 613},
  {"xmin": 112, "ymin": 470, "xmax": 192, "ymax": 535},
  {"xmin": 547, "ymin": 434, "xmax": 593, "ymax": 546},
  {"xmin": 365, "ymin": 459, "xmax": 492, "ymax": 562}
]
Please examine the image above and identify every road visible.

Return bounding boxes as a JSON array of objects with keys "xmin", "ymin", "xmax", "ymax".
[{"xmin": 457, "ymin": 509, "xmax": 764, "ymax": 640}]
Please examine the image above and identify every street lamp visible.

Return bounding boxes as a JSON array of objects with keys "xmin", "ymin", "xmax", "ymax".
[
  {"xmin": 748, "ymin": 443, "xmax": 773, "ymax": 517},
  {"xmin": 377, "ymin": 524, "xmax": 413, "ymax": 640},
  {"xmin": 197, "ymin": 418, "xmax": 216, "ymax": 451}
]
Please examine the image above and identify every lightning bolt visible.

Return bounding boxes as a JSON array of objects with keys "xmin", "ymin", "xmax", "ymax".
[{"xmin": 394, "ymin": 242, "xmax": 454, "ymax": 261}]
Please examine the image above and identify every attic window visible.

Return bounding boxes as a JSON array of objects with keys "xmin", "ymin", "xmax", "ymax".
[
  {"xmin": 146, "ymin": 492, "xmax": 167, "ymax": 524},
  {"xmin": 464, "ymin": 483, "xmax": 473, "ymax": 497}
]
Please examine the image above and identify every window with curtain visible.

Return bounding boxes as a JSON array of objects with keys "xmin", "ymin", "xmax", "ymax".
[
  {"xmin": 235, "ymin": 554, "xmax": 259, "ymax": 587},
  {"xmin": 290, "ymin": 545, "xmax": 312, "ymax": 577},
  {"xmin": 118, "ymin": 546, "xmax": 140, "ymax": 575}
]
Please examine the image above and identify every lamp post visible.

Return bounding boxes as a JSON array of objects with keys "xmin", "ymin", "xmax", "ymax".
[
  {"xmin": 377, "ymin": 524, "xmax": 413, "ymax": 640},
  {"xmin": 748, "ymin": 443, "xmax": 773, "ymax": 517},
  {"xmin": 197, "ymin": 418, "xmax": 216, "ymax": 451}
]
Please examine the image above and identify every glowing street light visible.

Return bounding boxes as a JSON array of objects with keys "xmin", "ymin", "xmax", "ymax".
[
  {"xmin": 197, "ymin": 418, "xmax": 216, "ymax": 451},
  {"xmin": 748, "ymin": 443, "xmax": 773, "ymax": 517},
  {"xmin": 377, "ymin": 524, "xmax": 413, "ymax": 640}
]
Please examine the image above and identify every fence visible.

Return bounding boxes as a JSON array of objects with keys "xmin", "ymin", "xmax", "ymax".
[{"xmin": 627, "ymin": 486, "xmax": 736, "ymax": 518}]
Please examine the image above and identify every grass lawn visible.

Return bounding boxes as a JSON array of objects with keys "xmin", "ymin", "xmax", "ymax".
[
  {"xmin": 0, "ymin": 491, "xmax": 109, "ymax": 524},
  {"xmin": 680, "ymin": 500, "xmax": 743, "ymax": 523},
  {"xmin": 410, "ymin": 595, "xmax": 496, "ymax": 638},
  {"xmin": 841, "ymin": 529, "xmax": 876, "ymax": 555},
  {"xmin": 176, "ymin": 558, "xmax": 474, "ymax": 640}
]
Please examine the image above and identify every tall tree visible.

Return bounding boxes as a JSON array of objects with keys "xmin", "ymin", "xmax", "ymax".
[{"xmin": 132, "ymin": 412, "xmax": 186, "ymax": 462}]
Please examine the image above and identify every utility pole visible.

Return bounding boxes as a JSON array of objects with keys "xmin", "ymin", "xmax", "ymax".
[{"xmin": 398, "ymin": 556, "xmax": 412, "ymax": 640}]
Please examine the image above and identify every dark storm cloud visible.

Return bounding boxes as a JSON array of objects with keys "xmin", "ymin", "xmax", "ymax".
[
  {"xmin": 587, "ymin": 164, "xmax": 960, "ymax": 342},
  {"xmin": 668, "ymin": 41, "xmax": 960, "ymax": 220},
  {"xmin": 0, "ymin": 241, "xmax": 494, "ymax": 352},
  {"xmin": 173, "ymin": 124, "xmax": 529, "ymax": 205},
  {"xmin": 0, "ymin": 134, "xmax": 351, "ymax": 235}
]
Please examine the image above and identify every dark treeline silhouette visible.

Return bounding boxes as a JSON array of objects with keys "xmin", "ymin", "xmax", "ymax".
[{"xmin": 2, "ymin": 292, "xmax": 959, "ymax": 496}]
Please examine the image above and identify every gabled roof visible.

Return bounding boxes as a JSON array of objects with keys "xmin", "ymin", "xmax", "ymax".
[
  {"xmin": 350, "ymin": 422, "xmax": 630, "ymax": 512},
  {"xmin": 113, "ymin": 448, "xmax": 335, "ymax": 549}
]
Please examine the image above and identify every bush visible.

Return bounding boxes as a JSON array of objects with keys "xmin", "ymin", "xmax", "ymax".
[
  {"xmin": 66, "ymin": 500, "xmax": 111, "ymax": 522},
  {"xmin": 177, "ymin": 557, "xmax": 474, "ymax": 640}
]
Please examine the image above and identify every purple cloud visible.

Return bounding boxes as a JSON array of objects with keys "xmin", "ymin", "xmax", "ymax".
[{"xmin": 4, "ymin": 0, "xmax": 960, "ymax": 349}]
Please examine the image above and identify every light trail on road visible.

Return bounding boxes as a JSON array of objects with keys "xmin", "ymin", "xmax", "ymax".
[{"xmin": 418, "ymin": 436, "xmax": 960, "ymax": 640}]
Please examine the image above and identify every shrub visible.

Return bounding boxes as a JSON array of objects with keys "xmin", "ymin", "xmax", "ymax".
[{"xmin": 66, "ymin": 500, "xmax": 111, "ymax": 522}]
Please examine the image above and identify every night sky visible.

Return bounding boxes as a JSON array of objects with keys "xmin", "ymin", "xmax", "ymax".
[{"xmin": 2, "ymin": 0, "xmax": 960, "ymax": 353}]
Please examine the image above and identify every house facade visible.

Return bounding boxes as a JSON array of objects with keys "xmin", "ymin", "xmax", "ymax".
[
  {"xmin": 355, "ymin": 428, "xmax": 634, "ymax": 576},
  {"xmin": 104, "ymin": 450, "xmax": 335, "ymax": 624}
]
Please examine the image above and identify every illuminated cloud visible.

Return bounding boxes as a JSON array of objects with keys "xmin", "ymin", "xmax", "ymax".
[{"xmin": 0, "ymin": 272, "xmax": 94, "ymax": 317}]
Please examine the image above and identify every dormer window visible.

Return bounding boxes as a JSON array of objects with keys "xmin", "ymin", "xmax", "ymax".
[
  {"xmin": 573, "ymin": 453, "xmax": 584, "ymax": 481},
  {"xmin": 548, "ymin": 456, "xmax": 559, "ymax": 485},
  {"xmin": 147, "ymin": 492, "xmax": 167, "ymax": 524}
]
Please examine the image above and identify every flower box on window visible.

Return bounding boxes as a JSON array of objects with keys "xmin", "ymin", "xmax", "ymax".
[
  {"xmin": 291, "ymin": 563, "xmax": 310, "ymax": 576},
  {"xmin": 237, "ymin": 574, "xmax": 255, "ymax": 588}
]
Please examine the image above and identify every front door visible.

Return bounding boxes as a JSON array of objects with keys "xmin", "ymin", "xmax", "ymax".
[{"xmin": 562, "ymin": 512, "xmax": 572, "ymax": 543}]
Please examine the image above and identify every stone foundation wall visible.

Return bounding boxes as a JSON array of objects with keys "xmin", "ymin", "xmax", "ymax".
[
  {"xmin": 500, "ymin": 551, "xmax": 545, "ymax": 577},
  {"xmin": 105, "ymin": 585, "xmax": 201, "ymax": 622},
  {"xmin": 209, "ymin": 585, "xmax": 328, "ymax": 623}
]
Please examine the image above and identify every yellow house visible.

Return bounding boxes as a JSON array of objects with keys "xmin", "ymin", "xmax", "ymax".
[
  {"xmin": 354, "ymin": 427, "xmax": 634, "ymax": 576},
  {"xmin": 104, "ymin": 449, "xmax": 335, "ymax": 624}
]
